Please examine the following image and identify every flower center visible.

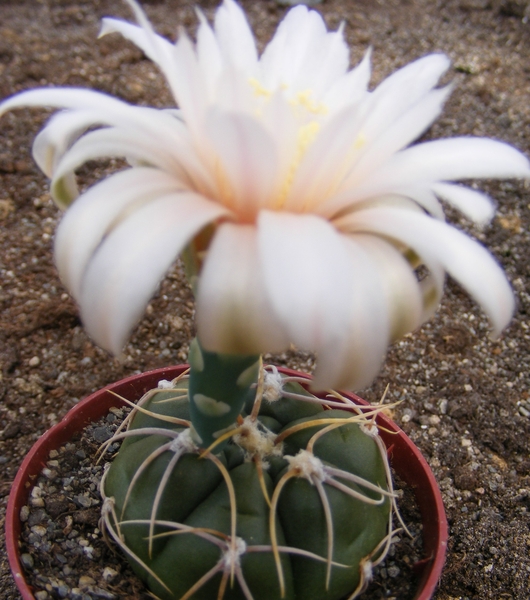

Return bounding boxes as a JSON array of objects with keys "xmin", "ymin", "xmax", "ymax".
[{"xmin": 246, "ymin": 78, "xmax": 330, "ymax": 212}]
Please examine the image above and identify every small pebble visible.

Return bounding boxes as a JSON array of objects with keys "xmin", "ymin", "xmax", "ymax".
[
  {"xmin": 74, "ymin": 494, "xmax": 92, "ymax": 508},
  {"xmin": 31, "ymin": 525, "xmax": 47, "ymax": 537},
  {"xmin": 20, "ymin": 553, "xmax": 34, "ymax": 569},
  {"xmin": 29, "ymin": 356, "xmax": 41, "ymax": 367},
  {"xmin": 20, "ymin": 505, "xmax": 30, "ymax": 522},
  {"xmin": 387, "ymin": 565, "xmax": 401, "ymax": 578},
  {"xmin": 28, "ymin": 508, "xmax": 47, "ymax": 527},
  {"xmin": 519, "ymin": 405, "xmax": 530, "ymax": 417},
  {"xmin": 35, "ymin": 591, "xmax": 49, "ymax": 600},
  {"xmin": 92, "ymin": 426, "xmax": 113, "ymax": 443},
  {"xmin": 78, "ymin": 575, "xmax": 95, "ymax": 587},
  {"xmin": 102, "ymin": 566, "xmax": 118, "ymax": 582}
]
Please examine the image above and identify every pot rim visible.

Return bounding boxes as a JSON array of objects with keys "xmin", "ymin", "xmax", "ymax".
[{"xmin": 6, "ymin": 364, "xmax": 447, "ymax": 600}]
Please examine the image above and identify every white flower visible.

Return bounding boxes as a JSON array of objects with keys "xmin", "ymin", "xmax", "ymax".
[{"xmin": 1, "ymin": 0, "xmax": 528, "ymax": 391}]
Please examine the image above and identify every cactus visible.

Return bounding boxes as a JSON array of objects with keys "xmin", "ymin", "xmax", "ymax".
[{"xmin": 101, "ymin": 343, "xmax": 395, "ymax": 600}]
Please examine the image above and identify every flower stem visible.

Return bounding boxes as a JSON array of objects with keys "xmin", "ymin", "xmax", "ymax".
[{"xmin": 187, "ymin": 338, "xmax": 260, "ymax": 449}]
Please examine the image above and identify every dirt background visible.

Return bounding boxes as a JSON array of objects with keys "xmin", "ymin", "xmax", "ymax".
[{"xmin": 0, "ymin": 0, "xmax": 529, "ymax": 598}]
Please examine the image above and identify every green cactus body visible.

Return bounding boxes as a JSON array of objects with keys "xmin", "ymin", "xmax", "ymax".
[{"xmin": 102, "ymin": 364, "xmax": 392, "ymax": 600}]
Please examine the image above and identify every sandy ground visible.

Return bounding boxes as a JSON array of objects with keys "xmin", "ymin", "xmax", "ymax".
[{"xmin": 0, "ymin": 0, "xmax": 529, "ymax": 598}]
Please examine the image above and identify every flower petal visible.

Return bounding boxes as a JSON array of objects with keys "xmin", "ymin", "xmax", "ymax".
[
  {"xmin": 78, "ymin": 191, "xmax": 228, "ymax": 354},
  {"xmin": 214, "ymin": 0, "xmax": 258, "ymax": 74},
  {"xmin": 362, "ymin": 53, "xmax": 450, "ymax": 128},
  {"xmin": 32, "ymin": 109, "xmax": 101, "ymax": 178},
  {"xmin": 99, "ymin": 16, "xmax": 174, "ymax": 65},
  {"xmin": 50, "ymin": 114, "xmax": 218, "ymax": 204},
  {"xmin": 257, "ymin": 210, "xmax": 354, "ymax": 355},
  {"xmin": 352, "ymin": 234, "xmax": 425, "ymax": 340},
  {"xmin": 0, "ymin": 87, "xmax": 199, "ymax": 156},
  {"xmin": 359, "ymin": 137, "xmax": 530, "ymax": 197},
  {"xmin": 115, "ymin": 0, "xmax": 185, "ymax": 104},
  {"xmin": 196, "ymin": 223, "xmax": 289, "ymax": 354},
  {"xmin": 262, "ymin": 5, "xmax": 348, "ymax": 96},
  {"xmin": 195, "ymin": 9, "xmax": 224, "ymax": 97},
  {"xmin": 205, "ymin": 110, "xmax": 279, "ymax": 217},
  {"xmin": 171, "ymin": 32, "xmax": 210, "ymax": 140},
  {"xmin": 432, "ymin": 182, "xmax": 495, "ymax": 225},
  {"xmin": 344, "ymin": 85, "xmax": 453, "ymax": 186},
  {"xmin": 311, "ymin": 237, "xmax": 390, "ymax": 391},
  {"xmin": 54, "ymin": 167, "xmax": 186, "ymax": 298},
  {"xmin": 322, "ymin": 47, "xmax": 372, "ymax": 113},
  {"xmin": 336, "ymin": 207, "xmax": 515, "ymax": 336}
]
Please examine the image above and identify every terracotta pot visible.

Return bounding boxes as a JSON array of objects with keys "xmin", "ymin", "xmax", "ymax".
[{"xmin": 6, "ymin": 365, "xmax": 448, "ymax": 600}]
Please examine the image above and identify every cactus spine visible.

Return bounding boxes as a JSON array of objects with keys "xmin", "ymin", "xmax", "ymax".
[{"xmin": 101, "ymin": 344, "xmax": 394, "ymax": 600}]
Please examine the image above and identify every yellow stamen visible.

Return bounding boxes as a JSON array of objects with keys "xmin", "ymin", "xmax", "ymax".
[
  {"xmin": 249, "ymin": 77, "xmax": 272, "ymax": 99},
  {"xmin": 290, "ymin": 89, "xmax": 328, "ymax": 116},
  {"xmin": 275, "ymin": 120, "xmax": 321, "ymax": 210},
  {"xmin": 353, "ymin": 132, "xmax": 366, "ymax": 150}
]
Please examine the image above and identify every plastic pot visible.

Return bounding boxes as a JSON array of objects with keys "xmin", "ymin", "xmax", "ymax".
[{"xmin": 6, "ymin": 365, "xmax": 448, "ymax": 600}]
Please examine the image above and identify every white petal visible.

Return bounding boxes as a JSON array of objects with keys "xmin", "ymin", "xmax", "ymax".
[
  {"xmin": 196, "ymin": 223, "xmax": 289, "ymax": 354},
  {"xmin": 99, "ymin": 17, "xmax": 174, "ymax": 65},
  {"xmin": 214, "ymin": 0, "xmax": 258, "ymax": 74},
  {"xmin": 0, "ymin": 87, "xmax": 139, "ymax": 121},
  {"xmin": 205, "ymin": 110, "xmax": 279, "ymax": 217},
  {"xmin": 336, "ymin": 207, "xmax": 515, "ymax": 336},
  {"xmin": 359, "ymin": 54, "xmax": 450, "ymax": 142},
  {"xmin": 259, "ymin": 90, "xmax": 299, "ymax": 185},
  {"xmin": 394, "ymin": 187, "xmax": 446, "ymax": 220},
  {"xmin": 32, "ymin": 109, "xmax": 100, "ymax": 177},
  {"xmin": 195, "ymin": 9, "xmax": 224, "ymax": 98},
  {"xmin": 352, "ymin": 234, "xmax": 424, "ymax": 340},
  {"xmin": 345, "ymin": 85, "xmax": 453, "ymax": 186},
  {"xmin": 311, "ymin": 237, "xmax": 390, "ymax": 391},
  {"xmin": 260, "ymin": 5, "xmax": 347, "ymax": 95},
  {"xmin": 257, "ymin": 210, "xmax": 354, "ymax": 352},
  {"xmin": 0, "ymin": 88, "xmax": 195, "ymax": 150},
  {"xmin": 54, "ymin": 168, "xmax": 187, "ymax": 298},
  {"xmin": 171, "ymin": 33, "xmax": 209, "ymax": 140},
  {"xmin": 79, "ymin": 191, "xmax": 228, "ymax": 354},
  {"xmin": 432, "ymin": 182, "xmax": 495, "ymax": 225},
  {"xmin": 117, "ymin": 0, "xmax": 184, "ymax": 103},
  {"xmin": 51, "ymin": 125, "xmax": 197, "ymax": 204},
  {"xmin": 360, "ymin": 138, "xmax": 530, "ymax": 196},
  {"xmin": 213, "ymin": 66, "xmax": 256, "ymax": 115},
  {"xmin": 322, "ymin": 48, "xmax": 372, "ymax": 113}
]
